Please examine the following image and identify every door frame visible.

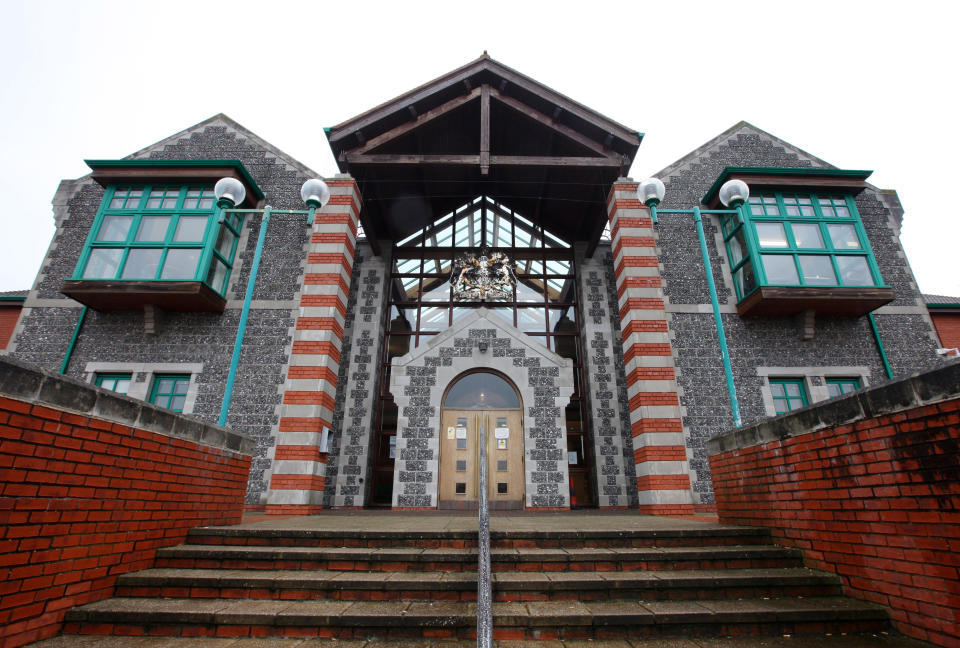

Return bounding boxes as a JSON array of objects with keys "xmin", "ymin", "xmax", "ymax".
[{"xmin": 438, "ymin": 369, "xmax": 525, "ymax": 510}]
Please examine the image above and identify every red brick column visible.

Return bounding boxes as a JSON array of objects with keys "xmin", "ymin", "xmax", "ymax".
[
  {"xmin": 607, "ymin": 179, "xmax": 695, "ymax": 515},
  {"xmin": 266, "ymin": 177, "xmax": 361, "ymax": 515}
]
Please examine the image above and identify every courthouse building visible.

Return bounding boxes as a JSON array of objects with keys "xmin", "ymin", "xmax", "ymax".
[{"xmin": 6, "ymin": 55, "xmax": 943, "ymax": 514}]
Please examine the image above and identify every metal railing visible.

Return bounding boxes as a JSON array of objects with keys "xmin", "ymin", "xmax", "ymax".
[{"xmin": 476, "ymin": 414, "xmax": 493, "ymax": 648}]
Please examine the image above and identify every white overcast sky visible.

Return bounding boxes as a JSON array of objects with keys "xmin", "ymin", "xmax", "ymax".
[{"xmin": 1, "ymin": 0, "xmax": 957, "ymax": 297}]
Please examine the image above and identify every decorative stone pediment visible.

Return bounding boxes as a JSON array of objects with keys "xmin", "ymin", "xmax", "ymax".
[{"xmin": 389, "ymin": 308, "xmax": 575, "ymax": 509}]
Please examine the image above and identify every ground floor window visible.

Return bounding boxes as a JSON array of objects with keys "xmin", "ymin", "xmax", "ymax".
[
  {"xmin": 84, "ymin": 362, "xmax": 202, "ymax": 415},
  {"xmin": 769, "ymin": 378, "xmax": 808, "ymax": 414},
  {"xmin": 95, "ymin": 373, "xmax": 131, "ymax": 394},
  {"xmin": 149, "ymin": 375, "xmax": 191, "ymax": 413},
  {"xmin": 827, "ymin": 377, "xmax": 861, "ymax": 398}
]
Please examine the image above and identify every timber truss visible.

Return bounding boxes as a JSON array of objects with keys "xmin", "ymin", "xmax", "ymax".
[{"xmin": 325, "ymin": 54, "xmax": 642, "ymax": 254}]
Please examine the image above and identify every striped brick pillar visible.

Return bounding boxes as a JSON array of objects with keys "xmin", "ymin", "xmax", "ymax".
[
  {"xmin": 607, "ymin": 179, "xmax": 695, "ymax": 515},
  {"xmin": 265, "ymin": 176, "xmax": 361, "ymax": 515}
]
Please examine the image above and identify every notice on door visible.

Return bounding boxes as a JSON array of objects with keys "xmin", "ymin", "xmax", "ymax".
[
  {"xmin": 494, "ymin": 427, "xmax": 510, "ymax": 439},
  {"xmin": 456, "ymin": 427, "xmax": 467, "ymax": 439},
  {"xmin": 497, "ymin": 438, "xmax": 508, "ymax": 450},
  {"xmin": 447, "ymin": 427, "xmax": 455, "ymax": 439}
]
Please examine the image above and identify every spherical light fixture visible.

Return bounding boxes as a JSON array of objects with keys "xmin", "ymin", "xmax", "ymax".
[
  {"xmin": 637, "ymin": 177, "xmax": 666, "ymax": 207},
  {"xmin": 213, "ymin": 177, "xmax": 246, "ymax": 207},
  {"xmin": 300, "ymin": 178, "xmax": 331, "ymax": 209},
  {"xmin": 718, "ymin": 179, "xmax": 750, "ymax": 208}
]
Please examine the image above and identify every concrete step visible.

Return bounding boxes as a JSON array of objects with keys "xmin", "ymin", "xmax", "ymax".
[
  {"xmin": 62, "ymin": 597, "xmax": 890, "ymax": 640},
  {"xmin": 28, "ymin": 635, "xmax": 933, "ymax": 648},
  {"xmin": 185, "ymin": 526, "xmax": 771, "ymax": 549},
  {"xmin": 115, "ymin": 567, "xmax": 842, "ymax": 602},
  {"xmin": 154, "ymin": 544, "xmax": 804, "ymax": 572}
]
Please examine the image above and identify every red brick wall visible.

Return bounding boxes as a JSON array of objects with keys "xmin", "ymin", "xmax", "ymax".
[
  {"xmin": 0, "ymin": 305, "xmax": 21, "ymax": 350},
  {"xmin": 930, "ymin": 311, "xmax": 960, "ymax": 351},
  {"xmin": 710, "ymin": 397, "xmax": 960, "ymax": 646},
  {"xmin": 0, "ymin": 394, "xmax": 251, "ymax": 648}
]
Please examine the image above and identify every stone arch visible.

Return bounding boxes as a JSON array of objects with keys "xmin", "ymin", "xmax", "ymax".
[{"xmin": 389, "ymin": 308, "xmax": 575, "ymax": 509}]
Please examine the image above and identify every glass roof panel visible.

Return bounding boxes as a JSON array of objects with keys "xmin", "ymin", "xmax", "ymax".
[{"xmin": 394, "ymin": 196, "xmax": 569, "ymax": 250}]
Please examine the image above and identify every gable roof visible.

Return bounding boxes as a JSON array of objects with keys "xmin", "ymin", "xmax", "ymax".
[
  {"xmin": 654, "ymin": 121, "xmax": 836, "ymax": 181},
  {"xmin": 127, "ymin": 113, "xmax": 321, "ymax": 179},
  {"xmin": 324, "ymin": 54, "xmax": 642, "ymax": 252},
  {"xmin": 327, "ymin": 53, "xmax": 641, "ymax": 161}
]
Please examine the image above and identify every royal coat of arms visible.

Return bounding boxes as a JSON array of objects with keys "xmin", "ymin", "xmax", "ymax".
[{"xmin": 451, "ymin": 247, "xmax": 517, "ymax": 300}]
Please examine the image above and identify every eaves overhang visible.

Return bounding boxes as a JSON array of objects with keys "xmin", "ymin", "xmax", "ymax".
[
  {"xmin": 84, "ymin": 159, "xmax": 265, "ymax": 202},
  {"xmin": 703, "ymin": 167, "xmax": 873, "ymax": 207}
]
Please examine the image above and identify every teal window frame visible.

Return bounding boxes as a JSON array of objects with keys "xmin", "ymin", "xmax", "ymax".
[
  {"xmin": 769, "ymin": 378, "xmax": 808, "ymax": 414},
  {"xmin": 72, "ymin": 184, "xmax": 244, "ymax": 297},
  {"xmin": 827, "ymin": 377, "xmax": 861, "ymax": 398},
  {"xmin": 95, "ymin": 373, "xmax": 132, "ymax": 394},
  {"xmin": 149, "ymin": 374, "xmax": 191, "ymax": 413},
  {"xmin": 720, "ymin": 192, "xmax": 887, "ymax": 302}
]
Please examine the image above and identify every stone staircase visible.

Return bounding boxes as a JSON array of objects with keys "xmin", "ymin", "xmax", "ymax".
[{"xmin": 50, "ymin": 521, "xmax": 896, "ymax": 642}]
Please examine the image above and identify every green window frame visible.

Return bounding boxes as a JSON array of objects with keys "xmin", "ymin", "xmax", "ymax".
[
  {"xmin": 95, "ymin": 373, "xmax": 132, "ymax": 395},
  {"xmin": 827, "ymin": 377, "xmax": 861, "ymax": 398},
  {"xmin": 769, "ymin": 378, "xmax": 808, "ymax": 414},
  {"xmin": 720, "ymin": 192, "xmax": 886, "ymax": 302},
  {"xmin": 149, "ymin": 374, "xmax": 190, "ymax": 413},
  {"xmin": 72, "ymin": 184, "xmax": 244, "ymax": 297}
]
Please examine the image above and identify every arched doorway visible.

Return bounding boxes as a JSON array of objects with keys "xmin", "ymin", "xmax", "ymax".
[{"xmin": 439, "ymin": 370, "xmax": 524, "ymax": 510}]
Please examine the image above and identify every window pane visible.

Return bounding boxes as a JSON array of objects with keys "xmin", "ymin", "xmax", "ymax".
[
  {"xmin": 517, "ymin": 307, "xmax": 545, "ymax": 333},
  {"xmin": 121, "ymin": 248, "xmax": 162, "ymax": 279},
  {"xmin": 419, "ymin": 307, "xmax": 448, "ymax": 331},
  {"xmin": 135, "ymin": 215, "xmax": 171, "ymax": 241},
  {"xmin": 755, "ymin": 223, "xmax": 788, "ymax": 248},
  {"xmin": 827, "ymin": 224, "xmax": 861, "ymax": 250},
  {"xmin": 734, "ymin": 259, "xmax": 757, "ymax": 298},
  {"xmin": 762, "ymin": 255, "xmax": 799, "ymax": 285},
  {"xmin": 83, "ymin": 248, "xmax": 123, "ymax": 278},
  {"xmin": 770, "ymin": 383, "xmax": 786, "ymax": 398},
  {"xmin": 421, "ymin": 278, "xmax": 450, "ymax": 302},
  {"xmin": 792, "ymin": 223, "xmax": 824, "ymax": 249},
  {"xmin": 828, "ymin": 383, "xmax": 841, "ymax": 399},
  {"xmin": 96, "ymin": 215, "xmax": 134, "ymax": 241},
  {"xmin": 836, "ymin": 256, "xmax": 873, "ymax": 285},
  {"xmin": 161, "ymin": 248, "xmax": 201, "ymax": 279},
  {"xmin": 174, "ymin": 215, "xmax": 208, "ymax": 242},
  {"xmin": 549, "ymin": 307, "xmax": 575, "ymax": 333},
  {"xmin": 516, "ymin": 279, "xmax": 543, "ymax": 302},
  {"xmin": 216, "ymin": 226, "xmax": 238, "ymax": 259},
  {"xmin": 207, "ymin": 258, "xmax": 228, "ymax": 294},
  {"xmin": 784, "ymin": 382, "xmax": 802, "ymax": 398},
  {"xmin": 728, "ymin": 229, "xmax": 746, "ymax": 265},
  {"xmin": 799, "ymin": 255, "xmax": 837, "ymax": 286}
]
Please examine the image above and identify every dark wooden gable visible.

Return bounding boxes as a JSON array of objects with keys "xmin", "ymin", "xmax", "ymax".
[{"xmin": 326, "ymin": 54, "xmax": 642, "ymax": 253}]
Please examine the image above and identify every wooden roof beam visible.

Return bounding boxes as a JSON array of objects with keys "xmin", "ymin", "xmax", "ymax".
[
  {"xmin": 348, "ymin": 87, "xmax": 482, "ymax": 155},
  {"xmin": 490, "ymin": 88, "xmax": 625, "ymax": 161},
  {"xmin": 344, "ymin": 154, "xmax": 620, "ymax": 167}
]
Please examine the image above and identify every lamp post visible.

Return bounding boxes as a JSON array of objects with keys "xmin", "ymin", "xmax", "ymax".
[
  {"xmin": 217, "ymin": 177, "xmax": 332, "ymax": 426},
  {"xmin": 638, "ymin": 178, "xmax": 746, "ymax": 428}
]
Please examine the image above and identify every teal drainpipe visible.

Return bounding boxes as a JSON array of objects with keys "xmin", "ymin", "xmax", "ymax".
[
  {"xmin": 693, "ymin": 207, "xmax": 742, "ymax": 428},
  {"xmin": 868, "ymin": 312, "xmax": 894, "ymax": 379},
  {"xmin": 650, "ymin": 204, "xmax": 742, "ymax": 427},
  {"xmin": 219, "ymin": 206, "xmax": 272, "ymax": 426},
  {"xmin": 60, "ymin": 306, "xmax": 87, "ymax": 374}
]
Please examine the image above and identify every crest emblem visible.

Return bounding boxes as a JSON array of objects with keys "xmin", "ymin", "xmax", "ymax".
[{"xmin": 451, "ymin": 247, "xmax": 517, "ymax": 300}]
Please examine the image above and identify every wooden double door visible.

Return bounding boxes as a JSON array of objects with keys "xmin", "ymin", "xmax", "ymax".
[{"xmin": 438, "ymin": 408, "xmax": 524, "ymax": 510}]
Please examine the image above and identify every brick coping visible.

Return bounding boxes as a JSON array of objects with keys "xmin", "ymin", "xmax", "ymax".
[
  {"xmin": 0, "ymin": 355, "xmax": 253, "ymax": 456},
  {"xmin": 707, "ymin": 359, "xmax": 960, "ymax": 456}
]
